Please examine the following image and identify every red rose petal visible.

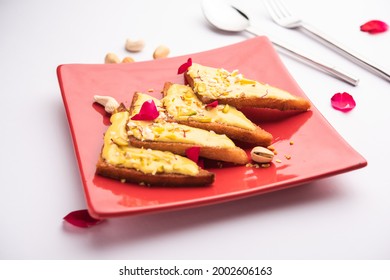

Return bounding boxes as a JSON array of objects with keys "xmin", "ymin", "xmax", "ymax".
[
  {"xmin": 131, "ymin": 100, "xmax": 159, "ymax": 120},
  {"xmin": 360, "ymin": 20, "xmax": 388, "ymax": 34},
  {"xmin": 185, "ymin": 146, "xmax": 204, "ymax": 168},
  {"xmin": 177, "ymin": 58, "xmax": 192, "ymax": 74},
  {"xmin": 205, "ymin": 100, "xmax": 218, "ymax": 108},
  {"xmin": 186, "ymin": 146, "xmax": 200, "ymax": 163},
  {"xmin": 331, "ymin": 92, "xmax": 356, "ymax": 112},
  {"xmin": 63, "ymin": 209, "xmax": 104, "ymax": 228}
]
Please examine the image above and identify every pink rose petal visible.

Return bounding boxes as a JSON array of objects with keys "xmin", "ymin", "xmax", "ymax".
[
  {"xmin": 360, "ymin": 20, "xmax": 388, "ymax": 34},
  {"xmin": 331, "ymin": 92, "xmax": 356, "ymax": 112},
  {"xmin": 63, "ymin": 209, "xmax": 104, "ymax": 228},
  {"xmin": 205, "ymin": 100, "xmax": 218, "ymax": 108},
  {"xmin": 131, "ymin": 100, "xmax": 159, "ymax": 120},
  {"xmin": 177, "ymin": 58, "xmax": 192, "ymax": 74}
]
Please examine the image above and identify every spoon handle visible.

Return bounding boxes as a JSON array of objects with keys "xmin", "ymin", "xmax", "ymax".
[{"xmin": 246, "ymin": 27, "xmax": 359, "ymax": 86}]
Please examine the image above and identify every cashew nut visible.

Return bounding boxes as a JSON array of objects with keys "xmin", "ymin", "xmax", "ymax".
[
  {"xmin": 121, "ymin": 56, "xmax": 135, "ymax": 63},
  {"xmin": 93, "ymin": 95, "xmax": 120, "ymax": 113},
  {"xmin": 125, "ymin": 39, "xmax": 145, "ymax": 52},
  {"xmin": 153, "ymin": 45, "xmax": 170, "ymax": 59},
  {"xmin": 104, "ymin": 52, "xmax": 120, "ymax": 64}
]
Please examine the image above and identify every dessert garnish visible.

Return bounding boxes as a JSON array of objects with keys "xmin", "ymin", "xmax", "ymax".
[
  {"xmin": 250, "ymin": 146, "xmax": 274, "ymax": 163},
  {"xmin": 331, "ymin": 92, "xmax": 356, "ymax": 112},
  {"xmin": 130, "ymin": 99, "xmax": 159, "ymax": 120},
  {"xmin": 177, "ymin": 58, "xmax": 192, "ymax": 74},
  {"xmin": 186, "ymin": 146, "xmax": 201, "ymax": 164},
  {"xmin": 93, "ymin": 95, "xmax": 120, "ymax": 113},
  {"xmin": 63, "ymin": 209, "xmax": 104, "ymax": 228},
  {"xmin": 360, "ymin": 20, "xmax": 388, "ymax": 34},
  {"xmin": 205, "ymin": 100, "xmax": 218, "ymax": 109}
]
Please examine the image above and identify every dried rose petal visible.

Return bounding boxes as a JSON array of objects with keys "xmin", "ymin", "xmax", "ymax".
[
  {"xmin": 360, "ymin": 20, "xmax": 388, "ymax": 34},
  {"xmin": 131, "ymin": 100, "xmax": 159, "ymax": 120},
  {"xmin": 205, "ymin": 100, "xmax": 218, "ymax": 108},
  {"xmin": 63, "ymin": 209, "xmax": 104, "ymax": 228},
  {"xmin": 177, "ymin": 58, "xmax": 192, "ymax": 74},
  {"xmin": 331, "ymin": 92, "xmax": 356, "ymax": 112}
]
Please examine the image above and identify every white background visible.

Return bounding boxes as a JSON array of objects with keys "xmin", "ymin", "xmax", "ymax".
[{"xmin": 1, "ymin": 0, "xmax": 389, "ymax": 260}]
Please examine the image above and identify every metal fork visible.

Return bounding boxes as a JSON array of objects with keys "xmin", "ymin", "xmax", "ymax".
[{"xmin": 264, "ymin": 0, "xmax": 390, "ymax": 82}]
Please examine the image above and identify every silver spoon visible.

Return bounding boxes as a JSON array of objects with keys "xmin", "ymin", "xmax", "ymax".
[{"xmin": 201, "ymin": 0, "xmax": 359, "ymax": 86}]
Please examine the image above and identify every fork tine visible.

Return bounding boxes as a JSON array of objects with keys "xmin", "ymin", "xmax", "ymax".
[
  {"xmin": 274, "ymin": 0, "xmax": 293, "ymax": 17},
  {"xmin": 264, "ymin": 0, "xmax": 288, "ymax": 21},
  {"xmin": 263, "ymin": 0, "xmax": 301, "ymax": 28},
  {"xmin": 266, "ymin": 0, "xmax": 291, "ymax": 19},
  {"xmin": 263, "ymin": 0, "xmax": 279, "ymax": 21}
]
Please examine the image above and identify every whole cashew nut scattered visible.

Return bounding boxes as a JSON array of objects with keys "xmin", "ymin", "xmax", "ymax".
[
  {"xmin": 125, "ymin": 39, "xmax": 145, "ymax": 52},
  {"xmin": 153, "ymin": 45, "xmax": 170, "ymax": 59},
  {"xmin": 93, "ymin": 95, "xmax": 120, "ymax": 113},
  {"xmin": 104, "ymin": 52, "xmax": 120, "ymax": 64}
]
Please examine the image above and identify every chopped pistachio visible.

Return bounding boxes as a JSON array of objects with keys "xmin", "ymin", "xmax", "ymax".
[{"xmin": 222, "ymin": 104, "xmax": 230, "ymax": 113}]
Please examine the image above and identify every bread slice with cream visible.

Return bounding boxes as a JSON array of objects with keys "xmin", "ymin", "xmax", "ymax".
[
  {"xmin": 127, "ymin": 92, "xmax": 249, "ymax": 165},
  {"xmin": 185, "ymin": 63, "xmax": 311, "ymax": 111},
  {"xmin": 95, "ymin": 108, "xmax": 214, "ymax": 186},
  {"xmin": 162, "ymin": 82, "xmax": 273, "ymax": 146}
]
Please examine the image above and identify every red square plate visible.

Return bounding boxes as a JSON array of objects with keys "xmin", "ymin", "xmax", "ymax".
[{"xmin": 57, "ymin": 37, "xmax": 367, "ymax": 219}]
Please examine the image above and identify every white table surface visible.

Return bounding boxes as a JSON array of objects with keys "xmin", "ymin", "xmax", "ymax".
[{"xmin": 1, "ymin": 0, "xmax": 389, "ymax": 260}]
